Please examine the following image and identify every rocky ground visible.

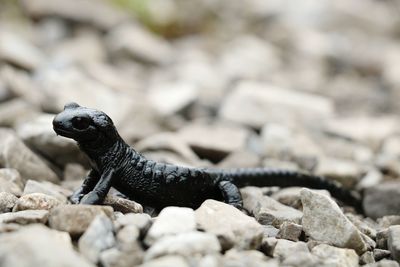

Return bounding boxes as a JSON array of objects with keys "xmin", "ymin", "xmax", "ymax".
[{"xmin": 1, "ymin": 0, "xmax": 400, "ymax": 266}]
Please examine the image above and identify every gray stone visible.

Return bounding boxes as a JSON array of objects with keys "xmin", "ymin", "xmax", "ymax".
[
  {"xmin": 365, "ymin": 260, "xmax": 400, "ymax": 267},
  {"xmin": 0, "ymin": 224, "xmax": 94, "ymax": 267},
  {"xmin": 311, "ymin": 244, "xmax": 359, "ymax": 267},
  {"xmin": 363, "ymin": 182, "xmax": 400, "ymax": 219},
  {"xmin": 360, "ymin": 251, "xmax": 375, "ymax": 265},
  {"xmin": 346, "ymin": 213, "xmax": 377, "ymax": 239},
  {"xmin": 281, "ymin": 251, "xmax": 321, "ymax": 267},
  {"xmin": 23, "ymin": 180, "xmax": 69, "ymax": 203},
  {"xmin": 106, "ymin": 23, "xmax": 173, "ymax": 65},
  {"xmin": 301, "ymin": 188, "xmax": 368, "ymax": 254},
  {"xmin": 277, "ymin": 221, "xmax": 303, "ymax": 241},
  {"xmin": 13, "ymin": 193, "xmax": 62, "ymax": 211},
  {"xmin": 0, "ymin": 129, "xmax": 58, "ymax": 183},
  {"xmin": 100, "ymin": 247, "xmax": 144, "ymax": 267},
  {"xmin": 116, "ymin": 225, "xmax": 140, "ymax": 251},
  {"xmin": 0, "ymin": 192, "xmax": 18, "ymax": 213},
  {"xmin": 260, "ymin": 237, "xmax": 278, "ymax": 257},
  {"xmin": 195, "ymin": 199, "xmax": 263, "ymax": 250},
  {"xmin": 145, "ymin": 207, "xmax": 196, "ymax": 245},
  {"xmin": 379, "ymin": 216, "xmax": 400, "ymax": 228},
  {"xmin": 315, "ymin": 157, "xmax": 363, "ymax": 188},
  {"xmin": 115, "ymin": 213, "xmax": 152, "ymax": 235},
  {"xmin": 144, "ymin": 231, "xmax": 220, "ymax": 261},
  {"xmin": 219, "ymin": 81, "xmax": 334, "ymax": 128},
  {"xmin": 273, "ymin": 239, "xmax": 309, "ymax": 260},
  {"xmin": 223, "ymin": 249, "xmax": 279, "ymax": 267},
  {"xmin": 0, "ymin": 210, "xmax": 48, "ymax": 224},
  {"xmin": 16, "ymin": 114, "xmax": 87, "ymax": 166},
  {"xmin": 0, "ymin": 99, "xmax": 39, "ymax": 127},
  {"xmin": 263, "ymin": 225, "xmax": 280, "ymax": 238},
  {"xmin": 241, "ymin": 186, "xmax": 303, "ymax": 227},
  {"xmin": 271, "ymin": 187, "xmax": 330, "ymax": 210},
  {"xmin": 324, "ymin": 116, "xmax": 399, "ymax": 150},
  {"xmin": 139, "ymin": 256, "xmax": 189, "ymax": 267},
  {"xmin": 104, "ymin": 194, "xmax": 143, "ymax": 214},
  {"xmin": 49, "ymin": 205, "xmax": 114, "ymax": 237},
  {"xmin": 0, "ymin": 168, "xmax": 24, "ymax": 196},
  {"xmin": 178, "ymin": 122, "xmax": 249, "ymax": 163},
  {"xmin": 79, "ymin": 214, "xmax": 116, "ymax": 263},
  {"xmin": 373, "ymin": 249, "xmax": 392, "ymax": 261},
  {"xmin": 20, "ymin": 0, "xmax": 129, "ymax": 30},
  {"xmin": 147, "ymin": 81, "xmax": 198, "ymax": 116},
  {"xmin": 0, "ymin": 29, "xmax": 45, "ymax": 70},
  {"xmin": 217, "ymin": 150, "xmax": 260, "ymax": 169},
  {"xmin": 388, "ymin": 225, "xmax": 400, "ymax": 263},
  {"xmin": 357, "ymin": 169, "xmax": 383, "ymax": 190},
  {"xmin": 376, "ymin": 229, "xmax": 389, "ymax": 249}
]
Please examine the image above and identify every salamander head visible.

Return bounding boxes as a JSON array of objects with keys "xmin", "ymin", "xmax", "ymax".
[{"xmin": 53, "ymin": 102, "xmax": 120, "ymax": 149}]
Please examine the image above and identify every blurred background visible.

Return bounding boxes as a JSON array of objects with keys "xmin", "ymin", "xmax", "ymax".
[{"xmin": 1, "ymin": 0, "xmax": 400, "ymax": 197}]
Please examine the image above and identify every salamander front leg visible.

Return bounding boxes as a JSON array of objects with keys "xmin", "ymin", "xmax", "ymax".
[
  {"xmin": 70, "ymin": 169, "xmax": 99, "ymax": 204},
  {"xmin": 218, "ymin": 180, "xmax": 243, "ymax": 210},
  {"xmin": 80, "ymin": 169, "xmax": 115, "ymax": 205}
]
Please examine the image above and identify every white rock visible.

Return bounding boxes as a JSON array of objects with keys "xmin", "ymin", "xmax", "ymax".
[
  {"xmin": 0, "ymin": 129, "xmax": 58, "ymax": 183},
  {"xmin": 0, "ymin": 210, "xmax": 49, "ymax": 225},
  {"xmin": 144, "ymin": 231, "xmax": 220, "ymax": 261},
  {"xmin": 145, "ymin": 207, "xmax": 196, "ymax": 245},
  {"xmin": 13, "ymin": 193, "xmax": 62, "ymax": 211},
  {"xmin": 0, "ymin": 192, "xmax": 18, "ymax": 213},
  {"xmin": 301, "ymin": 188, "xmax": 368, "ymax": 254},
  {"xmin": 0, "ymin": 168, "xmax": 24, "ymax": 196},
  {"xmin": 195, "ymin": 199, "xmax": 263, "ymax": 250},
  {"xmin": 241, "ymin": 187, "xmax": 303, "ymax": 227},
  {"xmin": 273, "ymin": 239, "xmax": 309, "ymax": 260},
  {"xmin": 79, "ymin": 215, "xmax": 116, "ymax": 263},
  {"xmin": 219, "ymin": 81, "xmax": 334, "ymax": 128},
  {"xmin": 312, "ymin": 244, "xmax": 359, "ymax": 267},
  {"xmin": 0, "ymin": 224, "xmax": 94, "ymax": 267}
]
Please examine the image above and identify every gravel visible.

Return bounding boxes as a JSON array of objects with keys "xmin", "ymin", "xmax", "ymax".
[{"xmin": 0, "ymin": 0, "xmax": 399, "ymax": 266}]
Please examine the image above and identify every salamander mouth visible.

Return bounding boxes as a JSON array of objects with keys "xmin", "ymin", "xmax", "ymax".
[{"xmin": 53, "ymin": 126, "xmax": 75, "ymax": 138}]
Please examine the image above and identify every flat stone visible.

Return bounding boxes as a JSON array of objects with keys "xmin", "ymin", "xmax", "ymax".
[
  {"xmin": 0, "ymin": 29, "xmax": 45, "ymax": 70},
  {"xmin": 100, "ymin": 247, "xmax": 144, "ymax": 267},
  {"xmin": 103, "ymin": 194, "xmax": 143, "ymax": 214},
  {"xmin": 20, "ymin": 0, "xmax": 129, "ymax": 30},
  {"xmin": 145, "ymin": 207, "xmax": 195, "ymax": 245},
  {"xmin": 16, "ymin": 114, "xmax": 87, "ymax": 166},
  {"xmin": 217, "ymin": 150, "xmax": 261, "ymax": 169},
  {"xmin": 379, "ymin": 216, "xmax": 400, "ymax": 228},
  {"xmin": 373, "ymin": 249, "xmax": 391, "ymax": 261},
  {"xmin": 301, "ymin": 188, "xmax": 368, "ymax": 254},
  {"xmin": 138, "ymin": 255, "xmax": 189, "ymax": 267},
  {"xmin": 16, "ymin": 193, "xmax": 61, "ymax": 213},
  {"xmin": 241, "ymin": 187, "xmax": 303, "ymax": 227},
  {"xmin": 49, "ymin": 205, "xmax": 114, "ymax": 237},
  {"xmin": 273, "ymin": 239, "xmax": 309, "ymax": 260},
  {"xmin": 23, "ymin": 180, "xmax": 69, "ymax": 203},
  {"xmin": 360, "ymin": 251, "xmax": 375, "ymax": 265},
  {"xmin": 144, "ymin": 231, "xmax": 220, "ymax": 261},
  {"xmin": 0, "ymin": 129, "xmax": 58, "ymax": 183},
  {"xmin": 147, "ymin": 81, "xmax": 198, "ymax": 116},
  {"xmin": 219, "ymin": 81, "xmax": 334, "ymax": 128},
  {"xmin": 315, "ymin": 157, "xmax": 363, "ymax": 188},
  {"xmin": 388, "ymin": 225, "xmax": 400, "ymax": 263},
  {"xmin": 363, "ymin": 182, "xmax": 400, "ymax": 219},
  {"xmin": 312, "ymin": 244, "xmax": 359, "ymax": 267},
  {"xmin": 271, "ymin": 187, "xmax": 330, "ymax": 210},
  {"xmin": 365, "ymin": 260, "xmax": 400, "ymax": 267},
  {"xmin": 115, "ymin": 213, "xmax": 152, "ymax": 236},
  {"xmin": 116, "ymin": 224, "xmax": 140, "ymax": 251},
  {"xmin": 178, "ymin": 122, "xmax": 249, "ymax": 163},
  {"xmin": 0, "ymin": 224, "xmax": 94, "ymax": 267},
  {"xmin": 79, "ymin": 214, "xmax": 116, "ymax": 263},
  {"xmin": 324, "ymin": 116, "xmax": 399, "ymax": 150},
  {"xmin": 0, "ymin": 210, "xmax": 48, "ymax": 224},
  {"xmin": 223, "ymin": 249, "xmax": 279, "ymax": 267},
  {"xmin": 0, "ymin": 168, "xmax": 24, "ymax": 196},
  {"xmin": 277, "ymin": 221, "xmax": 303, "ymax": 241},
  {"xmin": 0, "ymin": 192, "xmax": 18, "ymax": 213},
  {"xmin": 0, "ymin": 99, "xmax": 39, "ymax": 127},
  {"xmin": 106, "ymin": 23, "xmax": 173, "ymax": 65},
  {"xmin": 195, "ymin": 199, "xmax": 263, "ymax": 250}
]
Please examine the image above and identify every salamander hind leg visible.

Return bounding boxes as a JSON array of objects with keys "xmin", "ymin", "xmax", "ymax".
[{"xmin": 218, "ymin": 181, "xmax": 243, "ymax": 210}]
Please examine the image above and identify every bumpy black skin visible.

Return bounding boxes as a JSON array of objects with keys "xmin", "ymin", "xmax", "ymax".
[{"xmin": 53, "ymin": 102, "xmax": 363, "ymax": 211}]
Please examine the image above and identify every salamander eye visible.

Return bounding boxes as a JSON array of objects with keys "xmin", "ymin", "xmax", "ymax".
[{"xmin": 72, "ymin": 117, "xmax": 91, "ymax": 130}]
